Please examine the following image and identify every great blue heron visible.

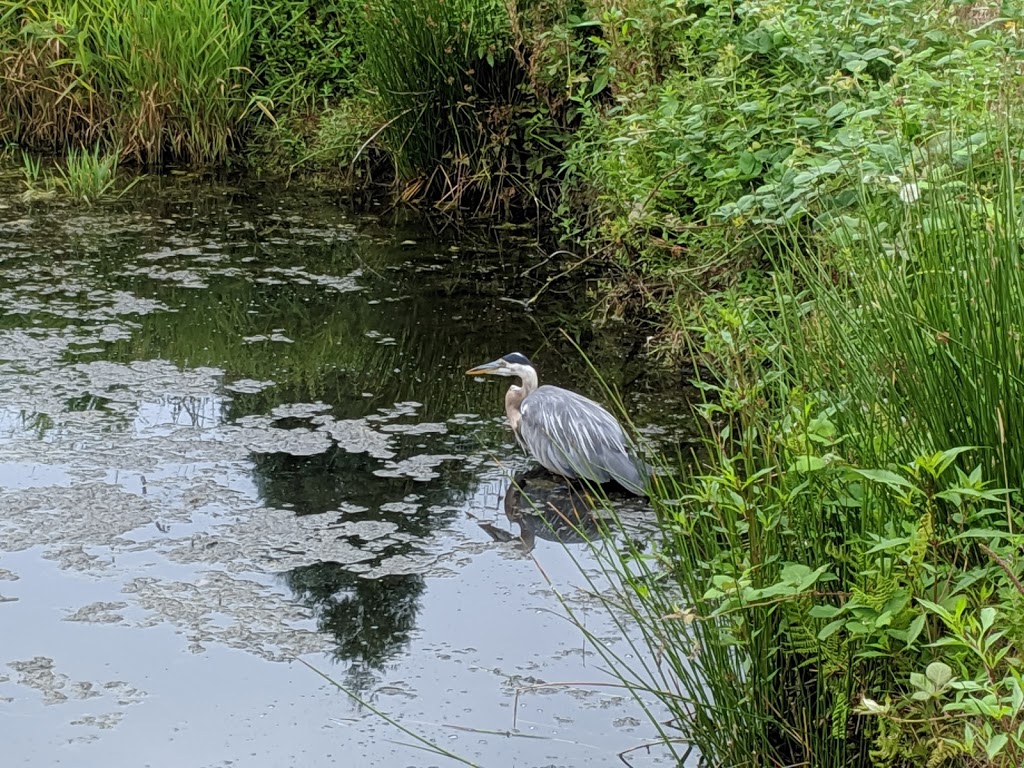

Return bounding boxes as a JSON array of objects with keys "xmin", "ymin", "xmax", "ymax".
[{"xmin": 466, "ymin": 352, "xmax": 650, "ymax": 495}]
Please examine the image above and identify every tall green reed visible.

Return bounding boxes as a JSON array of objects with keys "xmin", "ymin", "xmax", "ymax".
[
  {"xmin": 361, "ymin": 0, "xmax": 527, "ymax": 209},
  {"xmin": 782, "ymin": 147, "xmax": 1024, "ymax": 487}
]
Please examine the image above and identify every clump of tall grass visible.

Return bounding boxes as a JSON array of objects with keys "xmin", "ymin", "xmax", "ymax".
[
  {"xmin": 18, "ymin": 150, "xmax": 57, "ymax": 202},
  {"xmin": 0, "ymin": 0, "xmax": 254, "ymax": 164},
  {"xmin": 788, "ymin": 149, "xmax": 1024, "ymax": 488},
  {"xmin": 19, "ymin": 146, "xmax": 135, "ymax": 204},
  {"xmin": 53, "ymin": 145, "xmax": 119, "ymax": 203},
  {"xmin": 361, "ymin": 0, "xmax": 528, "ymax": 211},
  {"xmin": 19, "ymin": 149, "xmax": 40, "ymax": 186},
  {"xmin": 565, "ymin": 152, "xmax": 1024, "ymax": 766}
]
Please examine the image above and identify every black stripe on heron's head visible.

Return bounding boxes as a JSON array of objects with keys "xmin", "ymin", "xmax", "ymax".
[{"xmin": 502, "ymin": 352, "xmax": 532, "ymax": 367}]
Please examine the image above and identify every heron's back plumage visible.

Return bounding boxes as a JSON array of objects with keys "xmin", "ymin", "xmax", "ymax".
[{"xmin": 516, "ymin": 385, "xmax": 648, "ymax": 495}]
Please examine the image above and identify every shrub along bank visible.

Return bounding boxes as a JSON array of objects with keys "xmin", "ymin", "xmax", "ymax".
[{"xmin": 575, "ymin": 152, "xmax": 1024, "ymax": 766}]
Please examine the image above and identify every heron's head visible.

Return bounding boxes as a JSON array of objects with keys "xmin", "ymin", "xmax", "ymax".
[{"xmin": 466, "ymin": 352, "xmax": 534, "ymax": 380}]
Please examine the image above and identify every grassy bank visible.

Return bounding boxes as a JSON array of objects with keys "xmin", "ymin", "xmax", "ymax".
[
  {"xmin": 0, "ymin": 0, "xmax": 255, "ymax": 163},
  {"xmin": 1, "ymin": 0, "xmax": 1021, "ymax": 353}
]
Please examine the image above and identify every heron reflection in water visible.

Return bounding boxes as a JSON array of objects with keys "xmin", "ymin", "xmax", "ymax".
[
  {"xmin": 474, "ymin": 468, "xmax": 650, "ymax": 553},
  {"xmin": 466, "ymin": 352, "xmax": 651, "ymax": 495}
]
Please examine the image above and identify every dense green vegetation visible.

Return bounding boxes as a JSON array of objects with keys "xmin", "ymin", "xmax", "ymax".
[
  {"xmin": 0, "ymin": 0, "xmax": 254, "ymax": 162},
  {"xmin": 1, "ymin": 0, "xmax": 1020, "ymax": 343},
  {"xmin": 565, "ymin": 155, "xmax": 1024, "ymax": 766}
]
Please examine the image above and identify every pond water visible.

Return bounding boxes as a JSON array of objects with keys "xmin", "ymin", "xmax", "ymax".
[{"xmin": 0, "ymin": 175, "xmax": 695, "ymax": 767}]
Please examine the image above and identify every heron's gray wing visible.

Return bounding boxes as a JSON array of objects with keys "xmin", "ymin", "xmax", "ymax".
[{"xmin": 518, "ymin": 386, "xmax": 649, "ymax": 494}]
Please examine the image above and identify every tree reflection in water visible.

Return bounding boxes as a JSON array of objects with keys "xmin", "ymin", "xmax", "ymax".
[
  {"xmin": 256, "ymin": 447, "xmax": 442, "ymax": 688},
  {"xmin": 282, "ymin": 562, "xmax": 424, "ymax": 670}
]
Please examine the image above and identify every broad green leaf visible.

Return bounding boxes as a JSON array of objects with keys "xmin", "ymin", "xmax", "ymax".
[
  {"xmin": 809, "ymin": 604, "xmax": 841, "ymax": 619},
  {"xmin": 986, "ymin": 733, "xmax": 1008, "ymax": 761},
  {"xmin": 806, "ymin": 416, "xmax": 837, "ymax": 443},
  {"xmin": 789, "ymin": 455, "xmax": 826, "ymax": 473},
  {"xmin": 818, "ymin": 619, "xmax": 845, "ymax": 640},
  {"xmin": 798, "ymin": 565, "xmax": 831, "ymax": 592},
  {"xmin": 850, "ymin": 468, "xmax": 916, "ymax": 491},
  {"xmin": 779, "ymin": 563, "xmax": 811, "ymax": 583},
  {"xmin": 860, "ymin": 47, "xmax": 890, "ymax": 60},
  {"xmin": 926, "ymin": 662, "xmax": 953, "ymax": 689},
  {"xmin": 1011, "ymin": 676, "xmax": 1024, "ymax": 713},
  {"xmin": 825, "ymin": 101, "xmax": 849, "ymax": 120},
  {"xmin": 905, "ymin": 613, "xmax": 926, "ymax": 647},
  {"xmin": 865, "ymin": 536, "xmax": 910, "ymax": 553},
  {"xmin": 917, "ymin": 598, "xmax": 955, "ymax": 623},
  {"xmin": 934, "ymin": 445, "xmax": 975, "ymax": 474},
  {"xmin": 981, "ymin": 606, "xmax": 997, "ymax": 633}
]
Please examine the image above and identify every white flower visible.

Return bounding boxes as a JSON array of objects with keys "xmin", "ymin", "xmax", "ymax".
[
  {"xmin": 898, "ymin": 182, "xmax": 921, "ymax": 204},
  {"xmin": 859, "ymin": 697, "xmax": 891, "ymax": 715}
]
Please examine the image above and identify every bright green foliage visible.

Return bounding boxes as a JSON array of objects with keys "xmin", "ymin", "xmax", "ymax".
[
  {"xmin": 0, "ymin": 0, "xmax": 1020, "ymax": 248},
  {"xmin": 245, "ymin": 101, "xmax": 380, "ymax": 179},
  {"xmin": 549, "ymin": 0, "xmax": 1022, "ymax": 346},
  {"xmin": 0, "ymin": 0, "xmax": 372, "ymax": 166},
  {"xmin": 0, "ymin": 0, "xmax": 253, "ymax": 164}
]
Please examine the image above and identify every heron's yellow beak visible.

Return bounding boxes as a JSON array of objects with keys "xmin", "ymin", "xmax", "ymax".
[{"xmin": 466, "ymin": 359, "xmax": 503, "ymax": 376}]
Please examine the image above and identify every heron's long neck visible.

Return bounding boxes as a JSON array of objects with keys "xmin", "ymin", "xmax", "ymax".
[
  {"xmin": 505, "ymin": 386, "xmax": 525, "ymax": 432},
  {"xmin": 518, "ymin": 366, "xmax": 538, "ymax": 396},
  {"xmin": 505, "ymin": 365, "xmax": 538, "ymax": 434}
]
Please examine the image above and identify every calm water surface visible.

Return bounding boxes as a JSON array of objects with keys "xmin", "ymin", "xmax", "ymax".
[{"xmin": 0, "ymin": 176, "xmax": 694, "ymax": 767}]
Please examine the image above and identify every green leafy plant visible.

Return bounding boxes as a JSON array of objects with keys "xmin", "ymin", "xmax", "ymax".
[
  {"xmin": 546, "ymin": 0, "xmax": 1024, "ymax": 356},
  {"xmin": 860, "ymin": 598, "xmax": 1024, "ymax": 766},
  {"xmin": 249, "ymin": 0, "xmax": 364, "ymax": 110}
]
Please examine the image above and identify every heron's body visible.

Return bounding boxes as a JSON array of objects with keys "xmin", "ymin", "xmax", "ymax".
[{"xmin": 467, "ymin": 353, "xmax": 650, "ymax": 496}]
